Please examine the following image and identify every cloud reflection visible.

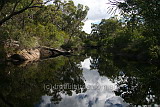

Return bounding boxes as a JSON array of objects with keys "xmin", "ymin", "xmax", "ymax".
[{"xmin": 37, "ymin": 58, "xmax": 128, "ymax": 107}]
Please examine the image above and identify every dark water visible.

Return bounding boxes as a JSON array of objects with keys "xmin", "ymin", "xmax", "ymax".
[{"xmin": 0, "ymin": 49, "xmax": 160, "ymax": 107}]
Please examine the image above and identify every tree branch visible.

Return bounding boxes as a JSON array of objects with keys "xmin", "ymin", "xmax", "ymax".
[
  {"xmin": 12, "ymin": 0, "xmax": 21, "ymax": 13},
  {"xmin": 0, "ymin": 0, "xmax": 54, "ymax": 26}
]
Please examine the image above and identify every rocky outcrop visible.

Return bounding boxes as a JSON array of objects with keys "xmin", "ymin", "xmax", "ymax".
[
  {"xmin": 16, "ymin": 49, "xmax": 40, "ymax": 61},
  {"xmin": 9, "ymin": 47, "xmax": 71, "ymax": 62}
]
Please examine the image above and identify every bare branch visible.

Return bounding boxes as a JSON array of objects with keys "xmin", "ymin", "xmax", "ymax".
[
  {"xmin": 0, "ymin": 0, "xmax": 41, "ymax": 26},
  {"xmin": 0, "ymin": 0, "xmax": 52, "ymax": 26},
  {"xmin": 0, "ymin": 0, "xmax": 55, "ymax": 26},
  {"xmin": 12, "ymin": 0, "xmax": 21, "ymax": 13},
  {"xmin": 28, "ymin": 5, "xmax": 43, "ymax": 8},
  {"xmin": 43, "ymin": 0, "xmax": 53, "ymax": 4}
]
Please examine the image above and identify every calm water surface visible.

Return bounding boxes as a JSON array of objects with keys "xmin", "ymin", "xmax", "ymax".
[
  {"xmin": 37, "ymin": 58, "xmax": 128, "ymax": 107},
  {"xmin": 0, "ymin": 50, "xmax": 160, "ymax": 107}
]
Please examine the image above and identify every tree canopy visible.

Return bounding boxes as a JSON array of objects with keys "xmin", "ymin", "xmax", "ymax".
[{"xmin": 0, "ymin": 0, "xmax": 89, "ymax": 60}]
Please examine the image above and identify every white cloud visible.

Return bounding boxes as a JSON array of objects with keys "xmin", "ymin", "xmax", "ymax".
[
  {"xmin": 72, "ymin": 0, "xmax": 112, "ymax": 33},
  {"xmin": 82, "ymin": 20, "xmax": 102, "ymax": 34},
  {"xmin": 48, "ymin": 0, "xmax": 119, "ymax": 33},
  {"xmin": 38, "ymin": 58, "xmax": 129, "ymax": 107}
]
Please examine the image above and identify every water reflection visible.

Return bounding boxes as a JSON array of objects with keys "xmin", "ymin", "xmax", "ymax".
[
  {"xmin": 0, "ymin": 56, "xmax": 86, "ymax": 107},
  {"xmin": 38, "ymin": 58, "xmax": 128, "ymax": 107},
  {"xmin": 1, "ymin": 49, "xmax": 160, "ymax": 107},
  {"xmin": 86, "ymin": 49, "xmax": 160, "ymax": 106}
]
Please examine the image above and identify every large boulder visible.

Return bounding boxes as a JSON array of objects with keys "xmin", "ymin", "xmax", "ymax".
[
  {"xmin": 9, "ymin": 47, "xmax": 71, "ymax": 63},
  {"xmin": 10, "ymin": 49, "xmax": 40, "ymax": 62}
]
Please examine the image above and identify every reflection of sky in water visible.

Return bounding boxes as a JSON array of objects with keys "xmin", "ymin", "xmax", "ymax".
[{"xmin": 37, "ymin": 58, "xmax": 129, "ymax": 107}]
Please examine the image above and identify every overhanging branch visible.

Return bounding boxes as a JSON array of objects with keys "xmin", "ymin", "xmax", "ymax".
[{"xmin": 0, "ymin": 0, "xmax": 53, "ymax": 26}]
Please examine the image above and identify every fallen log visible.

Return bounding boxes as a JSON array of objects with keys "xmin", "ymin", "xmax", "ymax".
[{"xmin": 40, "ymin": 46, "xmax": 71, "ymax": 56}]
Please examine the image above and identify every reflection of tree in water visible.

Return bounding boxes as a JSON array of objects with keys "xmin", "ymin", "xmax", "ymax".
[
  {"xmin": 86, "ymin": 49, "xmax": 160, "ymax": 106},
  {"xmin": 43, "ymin": 56, "xmax": 87, "ymax": 104},
  {"xmin": 114, "ymin": 64, "xmax": 160, "ymax": 106},
  {"xmin": 0, "ymin": 55, "xmax": 86, "ymax": 107}
]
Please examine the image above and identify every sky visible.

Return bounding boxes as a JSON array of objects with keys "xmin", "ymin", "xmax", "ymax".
[
  {"xmin": 72, "ymin": 0, "xmax": 113, "ymax": 33},
  {"xmin": 47, "ymin": 0, "xmax": 118, "ymax": 33}
]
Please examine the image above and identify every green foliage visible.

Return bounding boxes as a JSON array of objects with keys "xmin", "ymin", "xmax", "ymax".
[
  {"xmin": 33, "ymin": 23, "xmax": 67, "ymax": 48},
  {"xmin": 0, "ymin": 0, "xmax": 89, "ymax": 59},
  {"xmin": 86, "ymin": 0, "xmax": 160, "ymax": 61},
  {"xmin": 119, "ymin": 0, "xmax": 160, "ymax": 60}
]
